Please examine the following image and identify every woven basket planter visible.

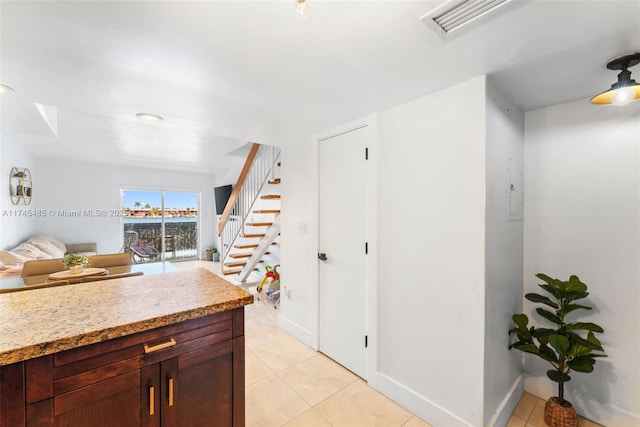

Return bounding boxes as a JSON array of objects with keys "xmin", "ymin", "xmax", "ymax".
[{"xmin": 544, "ymin": 397, "xmax": 578, "ymax": 427}]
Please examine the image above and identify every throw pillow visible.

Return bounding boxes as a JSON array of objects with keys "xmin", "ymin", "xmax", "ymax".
[
  {"xmin": 11, "ymin": 242, "xmax": 53, "ymax": 260},
  {"xmin": 27, "ymin": 235, "xmax": 66, "ymax": 258},
  {"xmin": 0, "ymin": 250, "xmax": 31, "ymax": 265}
]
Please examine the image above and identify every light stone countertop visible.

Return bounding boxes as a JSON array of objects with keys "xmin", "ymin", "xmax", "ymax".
[{"xmin": 0, "ymin": 268, "xmax": 254, "ymax": 366}]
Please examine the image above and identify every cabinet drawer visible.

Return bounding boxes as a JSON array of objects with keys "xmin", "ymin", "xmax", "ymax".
[{"xmin": 52, "ymin": 312, "xmax": 233, "ymax": 395}]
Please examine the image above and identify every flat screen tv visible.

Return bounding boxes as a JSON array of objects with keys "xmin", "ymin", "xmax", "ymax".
[{"xmin": 214, "ymin": 185, "xmax": 233, "ymax": 215}]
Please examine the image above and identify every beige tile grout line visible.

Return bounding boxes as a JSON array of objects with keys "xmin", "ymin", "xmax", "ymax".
[{"xmin": 274, "ymin": 357, "xmax": 360, "ymax": 426}]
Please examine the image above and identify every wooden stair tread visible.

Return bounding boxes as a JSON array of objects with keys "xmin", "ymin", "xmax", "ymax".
[
  {"xmin": 224, "ymin": 260, "xmax": 264, "ymax": 268},
  {"xmin": 253, "ymin": 209, "xmax": 281, "ymax": 214},
  {"xmin": 241, "ymin": 233, "xmax": 266, "ymax": 238},
  {"xmin": 229, "ymin": 251, "xmax": 271, "ymax": 259},
  {"xmin": 245, "ymin": 222, "xmax": 273, "ymax": 227},
  {"xmin": 224, "ymin": 268, "xmax": 259, "ymax": 275},
  {"xmin": 260, "ymin": 194, "xmax": 281, "ymax": 200},
  {"xmin": 268, "ymin": 179, "xmax": 281, "ymax": 184},
  {"xmin": 234, "ymin": 243, "xmax": 277, "ymax": 249},
  {"xmin": 234, "ymin": 244, "xmax": 259, "ymax": 249},
  {"xmin": 224, "ymin": 261, "xmax": 247, "ymax": 268}
]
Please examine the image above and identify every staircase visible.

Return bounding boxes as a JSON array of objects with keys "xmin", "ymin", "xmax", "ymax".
[{"xmin": 218, "ymin": 144, "xmax": 281, "ymax": 282}]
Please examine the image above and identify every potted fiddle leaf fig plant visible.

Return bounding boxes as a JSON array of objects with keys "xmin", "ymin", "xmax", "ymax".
[
  {"xmin": 509, "ymin": 273, "xmax": 606, "ymax": 427},
  {"xmin": 62, "ymin": 253, "xmax": 90, "ymax": 274}
]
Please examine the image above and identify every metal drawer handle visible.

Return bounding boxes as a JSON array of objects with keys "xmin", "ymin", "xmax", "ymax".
[
  {"xmin": 149, "ymin": 385, "xmax": 155, "ymax": 415},
  {"xmin": 144, "ymin": 338, "xmax": 176, "ymax": 354},
  {"xmin": 168, "ymin": 376, "xmax": 174, "ymax": 406}
]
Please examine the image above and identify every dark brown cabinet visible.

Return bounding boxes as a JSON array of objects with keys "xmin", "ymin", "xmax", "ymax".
[{"xmin": 0, "ymin": 309, "xmax": 245, "ymax": 427}]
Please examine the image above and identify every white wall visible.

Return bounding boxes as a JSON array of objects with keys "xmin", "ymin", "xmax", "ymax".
[
  {"xmin": 32, "ymin": 158, "xmax": 216, "ymax": 255},
  {"xmin": 484, "ymin": 80, "xmax": 525, "ymax": 425},
  {"xmin": 376, "ymin": 76, "xmax": 487, "ymax": 426},
  {"xmin": 523, "ymin": 100, "xmax": 640, "ymax": 426},
  {"xmin": 1, "ymin": 136, "xmax": 36, "ymax": 249},
  {"xmin": 278, "ymin": 139, "xmax": 316, "ymax": 345},
  {"xmin": 278, "ymin": 75, "xmax": 530, "ymax": 426}
]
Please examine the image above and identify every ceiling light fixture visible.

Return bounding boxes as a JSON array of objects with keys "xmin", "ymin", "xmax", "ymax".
[
  {"xmin": 0, "ymin": 83, "xmax": 15, "ymax": 93},
  {"xmin": 591, "ymin": 53, "xmax": 640, "ymax": 106},
  {"xmin": 295, "ymin": 0, "xmax": 308, "ymax": 18},
  {"xmin": 136, "ymin": 112, "xmax": 164, "ymax": 123}
]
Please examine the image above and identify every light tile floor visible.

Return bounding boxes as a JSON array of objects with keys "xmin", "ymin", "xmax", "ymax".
[
  {"xmin": 508, "ymin": 393, "xmax": 604, "ymax": 427},
  {"xmin": 175, "ymin": 260, "xmax": 605, "ymax": 427}
]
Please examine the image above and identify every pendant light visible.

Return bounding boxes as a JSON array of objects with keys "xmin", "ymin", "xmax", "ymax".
[
  {"xmin": 591, "ymin": 53, "xmax": 640, "ymax": 106},
  {"xmin": 295, "ymin": 0, "xmax": 308, "ymax": 18}
]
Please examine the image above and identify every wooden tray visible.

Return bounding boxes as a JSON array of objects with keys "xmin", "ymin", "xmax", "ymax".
[{"xmin": 49, "ymin": 268, "xmax": 107, "ymax": 280}]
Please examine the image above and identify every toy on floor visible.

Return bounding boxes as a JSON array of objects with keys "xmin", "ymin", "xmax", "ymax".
[{"xmin": 257, "ymin": 265, "xmax": 280, "ymax": 293}]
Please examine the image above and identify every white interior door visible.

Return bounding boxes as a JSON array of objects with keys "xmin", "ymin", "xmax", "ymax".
[{"xmin": 318, "ymin": 126, "xmax": 368, "ymax": 379}]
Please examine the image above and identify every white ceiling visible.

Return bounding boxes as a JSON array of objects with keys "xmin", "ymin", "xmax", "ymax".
[{"xmin": 1, "ymin": 0, "xmax": 639, "ymax": 175}]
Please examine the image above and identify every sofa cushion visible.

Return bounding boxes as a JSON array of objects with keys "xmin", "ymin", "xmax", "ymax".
[
  {"xmin": 27, "ymin": 235, "xmax": 66, "ymax": 258},
  {"xmin": 65, "ymin": 242, "xmax": 97, "ymax": 255}
]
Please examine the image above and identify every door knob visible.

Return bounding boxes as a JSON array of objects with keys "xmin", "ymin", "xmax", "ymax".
[{"xmin": 318, "ymin": 252, "xmax": 328, "ymax": 261}]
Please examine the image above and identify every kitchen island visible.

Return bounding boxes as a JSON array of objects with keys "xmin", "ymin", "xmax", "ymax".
[{"xmin": 0, "ymin": 268, "xmax": 253, "ymax": 427}]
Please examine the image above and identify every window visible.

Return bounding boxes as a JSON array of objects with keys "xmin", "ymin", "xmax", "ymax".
[{"xmin": 122, "ymin": 189, "xmax": 199, "ymax": 262}]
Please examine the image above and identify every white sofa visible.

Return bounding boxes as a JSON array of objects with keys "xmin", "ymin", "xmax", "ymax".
[{"xmin": 0, "ymin": 234, "xmax": 97, "ymax": 266}]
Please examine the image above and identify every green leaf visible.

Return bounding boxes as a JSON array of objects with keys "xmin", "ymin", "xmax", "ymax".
[
  {"xmin": 566, "ymin": 322, "xmax": 604, "ymax": 333},
  {"xmin": 539, "ymin": 284, "xmax": 560, "ymax": 299},
  {"xmin": 525, "ymin": 293, "xmax": 559, "ymax": 308},
  {"xmin": 567, "ymin": 357, "xmax": 595, "ymax": 373},
  {"xmin": 509, "ymin": 340, "xmax": 529, "ymax": 350},
  {"xmin": 547, "ymin": 370, "xmax": 571, "ymax": 383},
  {"xmin": 563, "ymin": 304, "xmax": 592, "ymax": 315},
  {"xmin": 511, "ymin": 343, "xmax": 539, "ymax": 355},
  {"xmin": 568, "ymin": 333, "xmax": 604, "ymax": 352},
  {"xmin": 535, "ymin": 273, "xmax": 554, "ymax": 284},
  {"xmin": 566, "ymin": 275, "xmax": 588, "ymax": 292},
  {"xmin": 587, "ymin": 331, "xmax": 605, "ymax": 351},
  {"xmin": 536, "ymin": 308, "xmax": 562, "ymax": 325},
  {"xmin": 531, "ymin": 328, "xmax": 555, "ymax": 345},
  {"xmin": 538, "ymin": 345, "xmax": 559, "ymax": 363},
  {"xmin": 531, "ymin": 328, "xmax": 555, "ymax": 337},
  {"xmin": 565, "ymin": 291, "xmax": 589, "ymax": 303},
  {"xmin": 512, "ymin": 313, "xmax": 529, "ymax": 330},
  {"xmin": 567, "ymin": 343, "xmax": 592, "ymax": 357},
  {"xmin": 510, "ymin": 331, "xmax": 532, "ymax": 343},
  {"xmin": 548, "ymin": 334, "xmax": 570, "ymax": 355}
]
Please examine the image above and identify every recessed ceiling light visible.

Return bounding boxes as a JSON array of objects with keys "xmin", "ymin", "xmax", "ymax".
[
  {"xmin": 295, "ymin": 0, "xmax": 308, "ymax": 17},
  {"xmin": 136, "ymin": 112, "xmax": 164, "ymax": 123},
  {"xmin": 0, "ymin": 84, "xmax": 15, "ymax": 93}
]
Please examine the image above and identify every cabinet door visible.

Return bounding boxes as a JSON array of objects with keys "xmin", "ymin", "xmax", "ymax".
[
  {"xmin": 54, "ymin": 370, "xmax": 141, "ymax": 427},
  {"xmin": 141, "ymin": 365, "xmax": 160, "ymax": 427},
  {"xmin": 160, "ymin": 359, "xmax": 177, "ymax": 426},
  {"xmin": 175, "ymin": 341, "xmax": 234, "ymax": 427}
]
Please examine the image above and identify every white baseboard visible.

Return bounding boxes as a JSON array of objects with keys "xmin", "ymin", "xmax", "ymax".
[
  {"xmin": 487, "ymin": 375, "xmax": 524, "ymax": 427},
  {"xmin": 373, "ymin": 372, "xmax": 473, "ymax": 427},
  {"xmin": 525, "ymin": 375, "xmax": 640, "ymax": 427},
  {"xmin": 276, "ymin": 314, "xmax": 316, "ymax": 349}
]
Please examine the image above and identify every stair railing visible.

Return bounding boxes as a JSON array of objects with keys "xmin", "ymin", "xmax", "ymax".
[{"xmin": 218, "ymin": 143, "xmax": 281, "ymax": 273}]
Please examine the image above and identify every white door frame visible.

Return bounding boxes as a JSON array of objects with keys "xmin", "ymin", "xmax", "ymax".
[{"xmin": 311, "ymin": 113, "xmax": 379, "ymax": 384}]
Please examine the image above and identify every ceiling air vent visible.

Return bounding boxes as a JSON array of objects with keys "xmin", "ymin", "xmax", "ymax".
[{"xmin": 420, "ymin": 0, "xmax": 514, "ymax": 38}]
